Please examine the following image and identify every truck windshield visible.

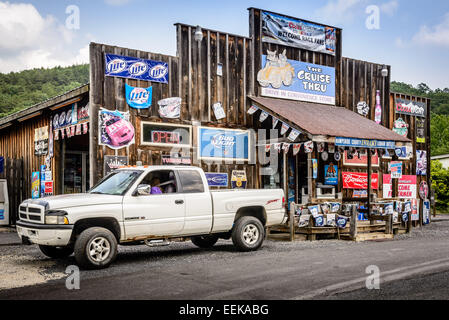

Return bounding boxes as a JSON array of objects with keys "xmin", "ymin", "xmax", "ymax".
[{"xmin": 89, "ymin": 170, "xmax": 143, "ymax": 196}]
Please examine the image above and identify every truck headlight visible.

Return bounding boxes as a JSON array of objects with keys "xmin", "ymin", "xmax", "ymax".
[{"xmin": 45, "ymin": 210, "xmax": 69, "ymax": 225}]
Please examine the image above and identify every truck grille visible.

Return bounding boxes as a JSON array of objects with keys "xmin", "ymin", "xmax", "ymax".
[{"xmin": 18, "ymin": 203, "xmax": 45, "ymax": 224}]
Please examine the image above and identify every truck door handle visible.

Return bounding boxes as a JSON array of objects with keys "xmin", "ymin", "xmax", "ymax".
[{"xmin": 175, "ymin": 200, "xmax": 184, "ymax": 205}]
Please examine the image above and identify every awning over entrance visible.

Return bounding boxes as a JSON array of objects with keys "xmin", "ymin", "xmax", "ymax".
[{"xmin": 249, "ymin": 96, "xmax": 410, "ymax": 144}]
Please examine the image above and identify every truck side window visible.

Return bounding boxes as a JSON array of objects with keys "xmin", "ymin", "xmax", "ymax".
[
  {"xmin": 140, "ymin": 170, "xmax": 178, "ymax": 194},
  {"xmin": 178, "ymin": 170, "xmax": 205, "ymax": 194}
]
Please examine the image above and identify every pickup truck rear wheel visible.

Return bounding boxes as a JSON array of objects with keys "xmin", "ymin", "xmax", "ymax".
[
  {"xmin": 74, "ymin": 227, "xmax": 118, "ymax": 270},
  {"xmin": 232, "ymin": 217, "xmax": 265, "ymax": 252},
  {"xmin": 191, "ymin": 235, "xmax": 219, "ymax": 249},
  {"xmin": 39, "ymin": 245, "xmax": 74, "ymax": 259}
]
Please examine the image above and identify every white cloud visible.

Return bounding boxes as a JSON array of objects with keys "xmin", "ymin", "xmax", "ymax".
[
  {"xmin": 380, "ymin": 0, "xmax": 399, "ymax": 17},
  {"xmin": 314, "ymin": 0, "xmax": 363, "ymax": 24},
  {"xmin": 412, "ymin": 12, "xmax": 449, "ymax": 47},
  {"xmin": 0, "ymin": 1, "xmax": 90, "ymax": 73},
  {"xmin": 316, "ymin": 0, "xmax": 399, "ymax": 25},
  {"xmin": 104, "ymin": 0, "xmax": 132, "ymax": 6}
]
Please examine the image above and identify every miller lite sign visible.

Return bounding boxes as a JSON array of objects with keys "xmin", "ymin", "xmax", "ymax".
[
  {"xmin": 105, "ymin": 53, "xmax": 169, "ymax": 83},
  {"xmin": 126, "ymin": 84, "xmax": 152, "ymax": 109}
]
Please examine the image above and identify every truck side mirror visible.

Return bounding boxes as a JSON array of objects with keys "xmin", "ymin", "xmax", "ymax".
[{"xmin": 136, "ymin": 185, "xmax": 152, "ymax": 196}]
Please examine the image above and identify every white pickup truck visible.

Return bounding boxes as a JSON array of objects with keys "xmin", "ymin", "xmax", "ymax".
[{"xmin": 16, "ymin": 166, "xmax": 285, "ymax": 269}]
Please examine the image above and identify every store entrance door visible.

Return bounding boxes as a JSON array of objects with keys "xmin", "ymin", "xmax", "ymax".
[
  {"xmin": 63, "ymin": 152, "xmax": 89, "ymax": 194},
  {"xmin": 60, "ymin": 133, "xmax": 90, "ymax": 195}
]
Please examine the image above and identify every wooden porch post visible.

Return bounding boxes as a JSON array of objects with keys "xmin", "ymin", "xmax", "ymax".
[{"xmin": 367, "ymin": 148, "xmax": 372, "ymax": 216}]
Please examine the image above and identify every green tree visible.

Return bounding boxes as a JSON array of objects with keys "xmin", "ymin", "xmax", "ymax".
[
  {"xmin": 0, "ymin": 64, "xmax": 89, "ymax": 118},
  {"xmin": 431, "ymin": 160, "xmax": 449, "ymax": 212}
]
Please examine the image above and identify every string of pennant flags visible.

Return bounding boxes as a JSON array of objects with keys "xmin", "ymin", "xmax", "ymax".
[
  {"xmin": 53, "ymin": 122, "xmax": 89, "ymax": 141},
  {"xmin": 249, "ymin": 105, "xmax": 312, "ymax": 155},
  {"xmin": 248, "ymin": 105, "xmax": 302, "ymax": 143}
]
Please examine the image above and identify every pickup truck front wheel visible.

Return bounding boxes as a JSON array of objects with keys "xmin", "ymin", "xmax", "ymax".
[
  {"xmin": 232, "ymin": 217, "xmax": 265, "ymax": 252},
  {"xmin": 74, "ymin": 227, "xmax": 118, "ymax": 270},
  {"xmin": 191, "ymin": 235, "xmax": 219, "ymax": 249}
]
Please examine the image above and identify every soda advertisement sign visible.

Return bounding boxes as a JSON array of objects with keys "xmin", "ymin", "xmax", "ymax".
[
  {"xmin": 395, "ymin": 98, "xmax": 427, "ymax": 118},
  {"xmin": 44, "ymin": 181, "xmax": 54, "ymax": 196},
  {"xmin": 199, "ymin": 128, "xmax": 250, "ymax": 161},
  {"xmin": 258, "ymin": 53, "xmax": 335, "ymax": 105},
  {"xmin": 398, "ymin": 175, "xmax": 417, "ymax": 199},
  {"xmin": 105, "ymin": 53, "xmax": 169, "ymax": 83},
  {"xmin": 261, "ymin": 11, "xmax": 336, "ymax": 56},
  {"xmin": 342, "ymin": 172, "xmax": 379, "ymax": 190}
]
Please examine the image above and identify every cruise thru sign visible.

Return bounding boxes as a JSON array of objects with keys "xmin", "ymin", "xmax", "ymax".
[{"xmin": 258, "ymin": 53, "xmax": 335, "ymax": 105}]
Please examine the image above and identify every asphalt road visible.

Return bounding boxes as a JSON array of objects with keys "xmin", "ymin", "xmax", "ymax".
[{"xmin": 1, "ymin": 217, "xmax": 449, "ymax": 300}]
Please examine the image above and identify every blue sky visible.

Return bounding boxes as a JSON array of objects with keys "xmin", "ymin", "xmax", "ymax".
[{"xmin": 1, "ymin": 0, "xmax": 449, "ymax": 89}]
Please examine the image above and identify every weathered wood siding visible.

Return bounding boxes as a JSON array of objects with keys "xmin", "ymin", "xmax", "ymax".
[
  {"xmin": 89, "ymin": 28, "xmax": 258, "ymax": 187},
  {"xmin": 0, "ymin": 115, "xmax": 49, "ymax": 201}
]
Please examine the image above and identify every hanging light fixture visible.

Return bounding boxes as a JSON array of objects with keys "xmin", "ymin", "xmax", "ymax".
[
  {"xmin": 381, "ymin": 65, "xmax": 389, "ymax": 77},
  {"xmin": 194, "ymin": 25, "xmax": 203, "ymax": 42}
]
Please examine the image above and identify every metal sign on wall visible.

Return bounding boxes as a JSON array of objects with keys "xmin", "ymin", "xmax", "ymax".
[
  {"xmin": 105, "ymin": 53, "xmax": 169, "ymax": 83},
  {"xmin": 261, "ymin": 11, "xmax": 336, "ymax": 56},
  {"xmin": 258, "ymin": 53, "xmax": 335, "ymax": 105},
  {"xmin": 342, "ymin": 172, "xmax": 379, "ymax": 190},
  {"xmin": 416, "ymin": 118, "xmax": 426, "ymax": 143},
  {"xmin": 206, "ymin": 173, "xmax": 229, "ymax": 187},
  {"xmin": 335, "ymin": 137, "xmax": 395, "ymax": 150},
  {"xmin": 395, "ymin": 98, "xmax": 427, "ymax": 118},
  {"xmin": 198, "ymin": 127, "xmax": 250, "ymax": 161},
  {"xmin": 104, "ymin": 156, "xmax": 129, "ymax": 176}
]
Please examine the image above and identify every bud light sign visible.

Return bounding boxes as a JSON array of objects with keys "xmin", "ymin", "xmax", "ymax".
[
  {"xmin": 105, "ymin": 54, "xmax": 169, "ymax": 83},
  {"xmin": 199, "ymin": 128, "xmax": 250, "ymax": 161}
]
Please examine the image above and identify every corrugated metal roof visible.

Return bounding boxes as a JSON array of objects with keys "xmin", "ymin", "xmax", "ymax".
[{"xmin": 249, "ymin": 96, "xmax": 410, "ymax": 143}]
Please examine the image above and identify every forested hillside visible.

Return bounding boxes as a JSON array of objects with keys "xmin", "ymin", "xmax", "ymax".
[
  {"xmin": 391, "ymin": 81, "xmax": 449, "ymax": 156},
  {"xmin": 0, "ymin": 64, "xmax": 89, "ymax": 117}
]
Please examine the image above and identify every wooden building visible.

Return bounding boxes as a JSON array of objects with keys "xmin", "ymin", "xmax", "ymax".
[{"xmin": 0, "ymin": 8, "xmax": 431, "ymax": 227}]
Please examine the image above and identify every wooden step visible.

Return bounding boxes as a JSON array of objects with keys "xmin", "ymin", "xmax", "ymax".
[
  {"xmin": 340, "ymin": 233, "xmax": 394, "ymax": 242},
  {"xmin": 267, "ymin": 233, "xmax": 308, "ymax": 242}
]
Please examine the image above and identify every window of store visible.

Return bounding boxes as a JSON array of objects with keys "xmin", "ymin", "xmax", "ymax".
[{"xmin": 141, "ymin": 122, "xmax": 192, "ymax": 148}]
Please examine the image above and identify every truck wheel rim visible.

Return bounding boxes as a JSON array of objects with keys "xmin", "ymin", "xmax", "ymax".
[
  {"xmin": 243, "ymin": 224, "xmax": 259, "ymax": 245},
  {"xmin": 88, "ymin": 237, "xmax": 111, "ymax": 262}
]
